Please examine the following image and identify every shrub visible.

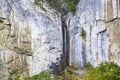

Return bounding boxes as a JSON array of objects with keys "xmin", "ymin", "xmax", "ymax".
[
  {"xmin": 34, "ymin": 0, "xmax": 46, "ymax": 11},
  {"xmin": 84, "ymin": 62, "xmax": 120, "ymax": 80},
  {"xmin": 34, "ymin": 0, "xmax": 60, "ymax": 9},
  {"xmin": 55, "ymin": 64, "xmax": 80, "ymax": 80},
  {"xmin": 25, "ymin": 71, "xmax": 53, "ymax": 80},
  {"xmin": 80, "ymin": 28, "xmax": 86, "ymax": 40},
  {"xmin": 34, "ymin": 0, "xmax": 79, "ymax": 13},
  {"xmin": 8, "ymin": 69, "xmax": 20, "ymax": 80},
  {"xmin": 65, "ymin": 0, "xmax": 79, "ymax": 12},
  {"xmin": 84, "ymin": 62, "xmax": 93, "ymax": 70},
  {"xmin": 55, "ymin": 71, "xmax": 80, "ymax": 80}
]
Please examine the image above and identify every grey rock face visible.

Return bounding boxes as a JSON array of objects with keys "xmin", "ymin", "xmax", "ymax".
[
  {"xmin": 0, "ymin": 0, "xmax": 120, "ymax": 79},
  {"xmin": 69, "ymin": 0, "xmax": 120, "ymax": 67},
  {"xmin": 0, "ymin": 0, "xmax": 62, "ymax": 79}
]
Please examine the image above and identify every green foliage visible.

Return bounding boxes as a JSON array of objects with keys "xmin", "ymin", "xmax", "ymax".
[
  {"xmin": 84, "ymin": 62, "xmax": 93, "ymax": 70},
  {"xmin": 25, "ymin": 66, "xmax": 79, "ymax": 80},
  {"xmin": 34, "ymin": 0, "xmax": 60, "ymax": 9},
  {"xmin": 46, "ymin": 0, "xmax": 61, "ymax": 9},
  {"xmin": 8, "ymin": 69, "xmax": 20, "ymax": 80},
  {"xmin": 80, "ymin": 28, "xmax": 86, "ymax": 40},
  {"xmin": 77, "ymin": 62, "xmax": 93, "ymax": 80},
  {"xmin": 66, "ymin": 65, "xmax": 78, "ymax": 74},
  {"xmin": 55, "ymin": 64, "xmax": 80, "ymax": 80},
  {"xmin": 70, "ymin": 64, "xmax": 79, "ymax": 70},
  {"xmin": 34, "ymin": 0, "xmax": 46, "ymax": 11},
  {"xmin": 55, "ymin": 71, "xmax": 80, "ymax": 80},
  {"xmin": 34, "ymin": 0, "xmax": 40, "ymax": 5},
  {"xmin": 25, "ymin": 71, "xmax": 53, "ymax": 80},
  {"xmin": 34, "ymin": 0, "xmax": 79, "ymax": 13},
  {"xmin": 7, "ymin": 62, "xmax": 120, "ymax": 80},
  {"xmin": 65, "ymin": 0, "xmax": 79, "ymax": 12},
  {"xmin": 84, "ymin": 62, "xmax": 120, "ymax": 80}
]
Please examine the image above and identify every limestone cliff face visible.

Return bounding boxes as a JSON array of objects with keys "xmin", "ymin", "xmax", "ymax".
[
  {"xmin": 0, "ymin": 0, "xmax": 62, "ymax": 79},
  {"xmin": 0, "ymin": 0, "xmax": 120, "ymax": 79},
  {"xmin": 69, "ymin": 0, "xmax": 120, "ymax": 67}
]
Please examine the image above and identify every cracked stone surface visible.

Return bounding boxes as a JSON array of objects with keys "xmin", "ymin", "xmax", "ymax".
[
  {"xmin": 0, "ymin": 0, "xmax": 62, "ymax": 79},
  {"xmin": 68, "ymin": 0, "xmax": 120, "ymax": 67},
  {"xmin": 0, "ymin": 0, "xmax": 120, "ymax": 79}
]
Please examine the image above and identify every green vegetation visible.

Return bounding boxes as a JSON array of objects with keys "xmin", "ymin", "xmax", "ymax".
[
  {"xmin": 84, "ymin": 62, "xmax": 93, "ymax": 70},
  {"xmin": 25, "ymin": 64, "xmax": 80, "ymax": 80},
  {"xmin": 8, "ymin": 69, "xmax": 20, "ymax": 80},
  {"xmin": 34, "ymin": 0, "xmax": 46, "ymax": 11},
  {"xmin": 34, "ymin": 0, "xmax": 60, "ymax": 9},
  {"xmin": 80, "ymin": 28, "xmax": 86, "ymax": 40},
  {"xmin": 46, "ymin": 0, "xmax": 61, "ymax": 9},
  {"xmin": 34, "ymin": 0, "xmax": 79, "ymax": 13},
  {"xmin": 25, "ymin": 71, "xmax": 53, "ymax": 80},
  {"xmin": 65, "ymin": 0, "xmax": 79, "ymax": 12},
  {"xmin": 24, "ymin": 62, "xmax": 120, "ymax": 80},
  {"xmin": 55, "ymin": 64, "xmax": 80, "ymax": 80},
  {"xmin": 84, "ymin": 62, "xmax": 120, "ymax": 80}
]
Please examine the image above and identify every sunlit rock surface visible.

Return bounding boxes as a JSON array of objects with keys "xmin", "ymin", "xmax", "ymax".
[
  {"xmin": 0, "ymin": 0, "xmax": 120, "ymax": 79},
  {"xmin": 69, "ymin": 0, "xmax": 120, "ymax": 67},
  {"xmin": 0, "ymin": 0, "xmax": 62, "ymax": 79}
]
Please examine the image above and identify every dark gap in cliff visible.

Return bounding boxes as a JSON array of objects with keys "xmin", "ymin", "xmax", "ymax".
[
  {"xmin": 50, "ymin": 54, "xmax": 65, "ymax": 75},
  {"xmin": 49, "ymin": 15, "xmax": 70, "ymax": 75},
  {"xmin": 106, "ymin": 17, "xmax": 118, "ymax": 23},
  {"xmin": 62, "ymin": 15, "xmax": 70, "ymax": 67},
  {"xmin": 49, "ymin": 5, "xmax": 70, "ymax": 75}
]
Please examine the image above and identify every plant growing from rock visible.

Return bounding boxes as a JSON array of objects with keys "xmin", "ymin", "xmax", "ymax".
[
  {"xmin": 8, "ymin": 69, "xmax": 20, "ymax": 80},
  {"xmin": 34, "ymin": 0, "xmax": 46, "ymax": 11},
  {"xmin": 34, "ymin": 0, "xmax": 79, "ymax": 13},
  {"xmin": 65, "ymin": 0, "xmax": 79, "ymax": 13},
  {"xmin": 80, "ymin": 28, "xmax": 86, "ymax": 40}
]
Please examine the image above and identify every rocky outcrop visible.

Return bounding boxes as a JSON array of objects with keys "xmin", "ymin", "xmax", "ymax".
[
  {"xmin": 0, "ymin": 0, "xmax": 120, "ymax": 79},
  {"xmin": 69, "ymin": 0, "xmax": 120, "ymax": 67},
  {"xmin": 0, "ymin": 0, "xmax": 62, "ymax": 79}
]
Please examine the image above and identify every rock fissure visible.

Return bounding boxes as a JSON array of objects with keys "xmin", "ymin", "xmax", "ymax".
[
  {"xmin": 106, "ymin": 17, "xmax": 119, "ymax": 23},
  {"xmin": 61, "ymin": 15, "xmax": 70, "ymax": 67}
]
